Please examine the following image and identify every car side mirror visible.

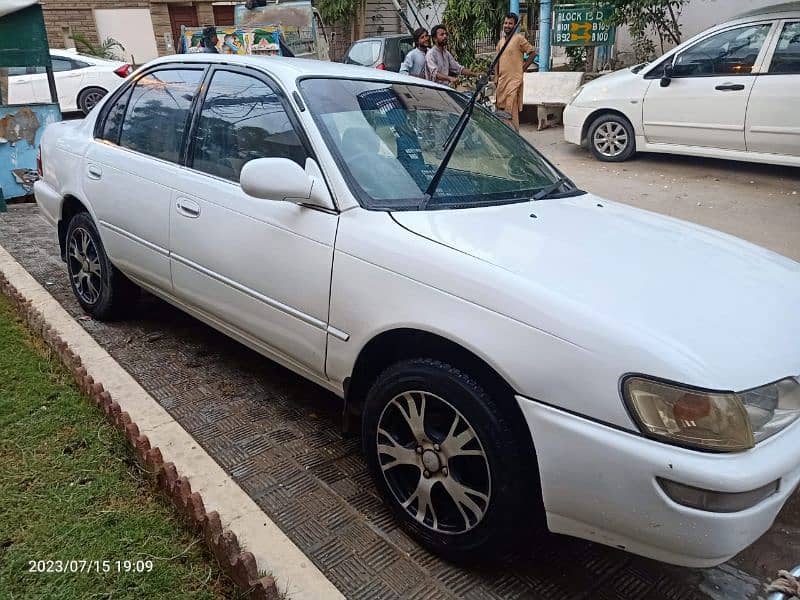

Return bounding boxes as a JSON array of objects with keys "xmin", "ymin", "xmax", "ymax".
[
  {"xmin": 240, "ymin": 157, "xmax": 334, "ymax": 210},
  {"xmin": 660, "ymin": 63, "xmax": 673, "ymax": 87}
]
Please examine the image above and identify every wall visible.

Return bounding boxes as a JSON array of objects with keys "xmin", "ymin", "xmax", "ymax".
[
  {"xmin": 94, "ymin": 8, "xmax": 160, "ymax": 63},
  {"xmin": 0, "ymin": 104, "xmax": 61, "ymax": 201}
]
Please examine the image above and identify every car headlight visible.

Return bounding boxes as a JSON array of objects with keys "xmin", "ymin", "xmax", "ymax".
[
  {"xmin": 567, "ymin": 85, "xmax": 584, "ymax": 105},
  {"xmin": 623, "ymin": 376, "xmax": 800, "ymax": 452}
]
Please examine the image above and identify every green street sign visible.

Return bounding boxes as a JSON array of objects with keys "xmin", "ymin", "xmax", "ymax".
[{"xmin": 552, "ymin": 4, "xmax": 616, "ymax": 47}]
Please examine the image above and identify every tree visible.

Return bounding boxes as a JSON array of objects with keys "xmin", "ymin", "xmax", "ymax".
[
  {"xmin": 607, "ymin": 0, "xmax": 687, "ymax": 61},
  {"xmin": 317, "ymin": 0, "xmax": 361, "ymax": 25},
  {"xmin": 70, "ymin": 34, "xmax": 126, "ymax": 61},
  {"xmin": 443, "ymin": 0, "xmax": 506, "ymax": 66}
]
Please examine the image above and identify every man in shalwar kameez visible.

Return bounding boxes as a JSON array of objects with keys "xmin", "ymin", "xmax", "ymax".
[{"xmin": 494, "ymin": 13, "xmax": 537, "ymax": 130}]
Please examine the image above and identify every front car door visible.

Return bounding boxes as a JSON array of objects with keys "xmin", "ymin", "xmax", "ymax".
[
  {"xmin": 746, "ymin": 20, "xmax": 800, "ymax": 157},
  {"xmin": 86, "ymin": 66, "xmax": 206, "ymax": 290},
  {"xmin": 169, "ymin": 67, "xmax": 337, "ymax": 376},
  {"xmin": 642, "ymin": 21, "xmax": 776, "ymax": 150}
]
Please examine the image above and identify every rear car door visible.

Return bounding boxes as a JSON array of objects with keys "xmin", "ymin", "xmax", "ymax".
[
  {"xmin": 642, "ymin": 22, "xmax": 775, "ymax": 151},
  {"xmin": 85, "ymin": 66, "xmax": 206, "ymax": 291},
  {"xmin": 32, "ymin": 57, "xmax": 86, "ymax": 110},
  {"xmin": 169, "ymin": 67, "xmax": 337, "ymax": 375},
  {"xmin": 746, "ymin": 20, "xmax": 800, "ymax": 156}
]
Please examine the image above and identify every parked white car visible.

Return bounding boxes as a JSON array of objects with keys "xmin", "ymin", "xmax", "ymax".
[
  {"xmin": 7, "ymin": 48, "xmax": 131, "ymax": 114},
  {"xmin": 34, "ymin": 54, "xmax": 800, "ymax": 568},
  {"xmin": 564, "ymin": 3, "xmax": 800, "ymax": 166}
]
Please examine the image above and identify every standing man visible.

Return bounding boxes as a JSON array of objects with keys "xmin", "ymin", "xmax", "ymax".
[
  {"xmin": 426, "ymin": 25, "xmax": 478, "ymax": 86},
  {"xmin": 400, "ymin": 28, "xmax": 431, "ymax": 78},
  {"xmin": 201, "ymin": 26, "xmax": 219, "ymax": 53},
  {"xmin": 494, "ymin": 13, "xmax": 536, "ymax": 130}
]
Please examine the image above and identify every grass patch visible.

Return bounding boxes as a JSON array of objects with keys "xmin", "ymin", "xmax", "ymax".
[{"xmin": 0, "ymin": 294, "xmax": 239, "ymax": 599}]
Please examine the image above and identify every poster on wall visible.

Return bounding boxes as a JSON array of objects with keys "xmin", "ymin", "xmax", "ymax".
[{"xmin": 180, "ymin": 26, "xmax": 283, "ymax": 56}]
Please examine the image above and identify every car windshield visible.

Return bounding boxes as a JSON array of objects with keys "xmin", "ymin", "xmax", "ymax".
[{"xmin": 300, "ymin": 78, "xmax": 569, "ymax": 210}]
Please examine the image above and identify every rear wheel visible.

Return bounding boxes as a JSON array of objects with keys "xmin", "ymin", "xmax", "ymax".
[
  {"xmin": 362, "ymin": 358, "xmax": 542, "ymax": 562},
  {"xmin": 65, "ymin": 212, "xmax": 139, "ymax": 320},
  {"xmin": 588, "ymin": 113, "xmax": 636, "ymax": 162},
  {"xmin": 78, "ymin": 87, "xmax": 107, "ymax": 115}
]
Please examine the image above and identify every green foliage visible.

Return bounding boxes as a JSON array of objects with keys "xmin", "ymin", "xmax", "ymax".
[
  {"xmin": 442, "ymin": 0, "xmax": 506, "ymax": 66},
  {"xmin": 0, "ymin": 296, "xmax": 237, "ymax": 599},
  {"xmin": 70, "ymin": 34, "xmax": 126, "ymax": 61},
  {"xmin": 566, "ymin": 46, "xmax": 588, "ymax": 70},
  {"xmin": 607, "ymin": 0, "xmax": 687, "ymax": 61},
  {"xmin": 318, "ymin": 0, "xmax": 362, "ymax": 26}
]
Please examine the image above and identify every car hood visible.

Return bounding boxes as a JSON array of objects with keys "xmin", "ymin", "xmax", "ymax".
[{"xmin": 392, "ymin": 193, "xmax": 800, "ymax": 390}]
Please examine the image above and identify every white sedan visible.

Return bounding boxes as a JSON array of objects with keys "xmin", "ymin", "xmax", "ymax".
[
  {"xmin": 7, "ymin": 49, "xmax": 131, "ymax": 114},
  {"xmin": 564, "ymin": 4, "xmax": 800, "ymax": 166},
  {"xmin": 34, "ymin": 54, "xmax": 800, "ymax": 567}
]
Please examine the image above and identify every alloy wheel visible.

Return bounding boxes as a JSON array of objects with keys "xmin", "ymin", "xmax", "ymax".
[
  {"xmin": 593, "ymin": 121, "xmax": 629, "ymax": 158},
  {"xmin": 376, "ymin": 390, "xmax": 491, "ymax": 534},
  {"xmin": 83, "ymin": 91, "xmax": 105, "ymax": 113},
  {"xmin": 68, "ymin": 227, "xmax": 103, "ymax": 305}
]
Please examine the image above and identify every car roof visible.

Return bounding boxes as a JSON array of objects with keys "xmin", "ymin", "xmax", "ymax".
[
  {"xmin": 735, "ymin": 1, "xmax": 800, "ymax": 18},
  {"xmin": 147, "ymin": 53, "xmax": 443, "ymax": 89}
]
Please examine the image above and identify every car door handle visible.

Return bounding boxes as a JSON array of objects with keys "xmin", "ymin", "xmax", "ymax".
[
  {"xmin": 176, "ymin": 198, "xmax": 201, "ymax": 218},
  {"xmin": 87, "ymin": 165, "xmax": 102, "ymax": 180},
  {"xmin": 715, "ymin": 83, "xmax": 746, "ymax": 91}
]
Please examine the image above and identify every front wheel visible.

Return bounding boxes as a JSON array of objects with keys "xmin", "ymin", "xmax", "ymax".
[
  {"xmin": 362, "ymin": 358, "xmax": 542, "ymax": 562},
  {"xmin": 587, "ymin": 113, "xmax": 636, "ymax": 162}
]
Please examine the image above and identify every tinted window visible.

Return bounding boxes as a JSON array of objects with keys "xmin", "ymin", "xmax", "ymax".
[
  {"xmin": 191, "ymin": 70, "xmax": 307, "ymax": 181},
  {"xmin": 51, "ymin": 58, "xmax": 74, "ymax": 72},
  {"xmin": 673, "ymin": 24, "xmax": 772, "ymax": 76},
  {"xmin": 119, "ymin": 69, "xmax": 203, "ymax": 163},
  {"xmin": 769, "ymin": 22, "xmax": 800, "ymax": 74},
  {"xmin": 400, "ymin": 38, "xmax": 414, "ymax": 61},
  {"xmin": 72, "ymin": 59, "xmax": 91, "ymax": 69},
  {"xmin": 98, "ymin": 87, "xmax": 133, "ymax": 144},
  {"xmin": 347, "ymin": 41, "xmax": 381, "ymax": 66}
]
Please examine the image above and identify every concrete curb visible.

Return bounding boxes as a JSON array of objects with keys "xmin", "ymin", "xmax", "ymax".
[{"xmin": 0, "ymin": 244, "xmax": 344, "ymax": 600}]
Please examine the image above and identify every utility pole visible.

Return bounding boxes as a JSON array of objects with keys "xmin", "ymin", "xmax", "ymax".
[{"xmin": 538, "ymin": 0, "xmax": 552, "ymax": 72}]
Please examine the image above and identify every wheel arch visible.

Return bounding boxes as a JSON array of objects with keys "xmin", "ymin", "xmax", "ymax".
[
  {"xmin": 58, "ymin": 194, "xmax": 91, "ymax": 261},
  {"xmin": 581, "ymin": 108, "xmax": 636, "ymax": 145},
  {"xmin": 343, "ymin": 328, "xmax": 537, "ymax": 459}
]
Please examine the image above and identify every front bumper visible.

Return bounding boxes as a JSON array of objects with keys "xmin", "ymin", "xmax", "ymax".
[
  {"xmin": 562, "ymin": 104, "xmax": 593, "ymax": 146},
  {"xmin": 517, "ymin": 396, "xmax": 800, "ymax": 567}
]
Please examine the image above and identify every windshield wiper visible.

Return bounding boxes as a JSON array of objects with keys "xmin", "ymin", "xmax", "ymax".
[
  {"xmin": 419, "ymin": 22, "xmax": 521, "ymax": 210},
  {"xmin": 533, "ymin": 177, "xmax": 573, "ymax": 200}
]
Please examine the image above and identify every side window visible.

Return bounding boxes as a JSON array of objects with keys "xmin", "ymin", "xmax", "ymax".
[
  {"xmin": 191, "ymin": 70, "xmax": 307, "ymax": 182},
  {"xmin": 769, "ymin": 22, "xmax": 800, "ymax": 74},
  {"xmin": 51, "ymin": 58, "xmax": 74, "ymax": 72},
  {"xmin": 399, "ymin": 38, "xmax": 414, "ymax": 61},
  {"xmin": 71, "ymin": 59, "xmax": 91, "ymax": 70},
  {"xmin": 673, "ymin": 24, "xmax": 773, "ymax": 77},
  {"xmin": 98, "ymin": 86, "xmax": 133, "ymax": 144},
  {"xmin": 119, "ymin": 69, "xmax": 203, "ymax": 163},
  {"xmin": 348, "ymin": 41, "xmax": 381, "ymax": 66}
]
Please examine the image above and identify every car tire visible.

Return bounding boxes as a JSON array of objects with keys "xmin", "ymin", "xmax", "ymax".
[
  {"xmin": 65, "ymin": 212, "xmax": 139, "ymax": 320},
  {"xmin": 77, "ymin": 87, "xmax": 107, "ymax": 115},
  {"xmin": 587, "ymin": 113, "xmax": 636, "ymax": 162},
  {"xmin": 362, "ymin": 358, "xmax": 543, "ymax": 562}
]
